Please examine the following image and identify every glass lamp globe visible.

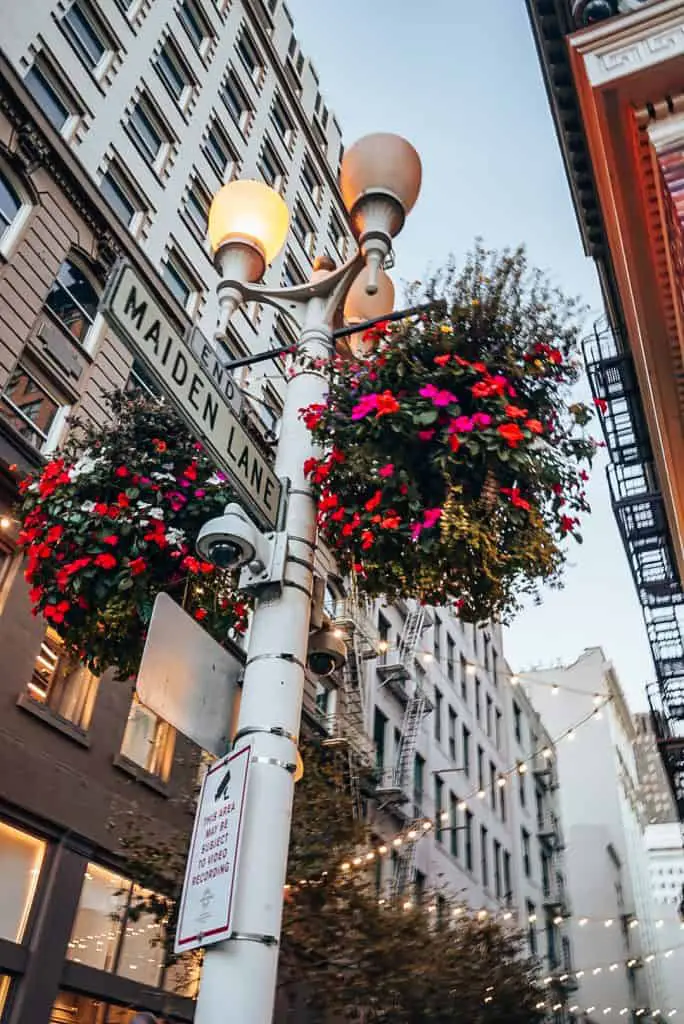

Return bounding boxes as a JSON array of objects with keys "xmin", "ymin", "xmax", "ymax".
[
  {"xmin": 208, "ymin": 179, "xmax": 289, "ymax": 281},
  {"xmin": 343, "ymin": 265, "xmax": 395, "ymax": 356}
]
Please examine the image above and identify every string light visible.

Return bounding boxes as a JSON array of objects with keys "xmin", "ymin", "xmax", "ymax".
[{"xmin": 0, "ymin": 516, "xmax": 11, "ymax": 530}]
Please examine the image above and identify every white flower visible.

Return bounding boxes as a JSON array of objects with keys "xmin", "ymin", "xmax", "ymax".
[
  {"xmin": 151, "ymin": 471, "xmax": 176, "ymax": 483},
  {"xmin": 69, "ymin": 455, "xmax": 101, "ymax": 480},
  {"xmin": 148, "ymin": 507, "xmax": 164, "ymax": 520},
  {"xmin": 81, "ymin": 501, "xmax": 96, "ymax": 513},
  {"xmin": 206, "ymin": 472, "xmax": 228, "ymax": 487},
  {"xmin": 166, "ymin": 527, "xmax": 186, "ymax": 546}
]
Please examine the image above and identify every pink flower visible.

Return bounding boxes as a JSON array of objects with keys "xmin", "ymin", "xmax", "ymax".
[
  {"xmin": 417, "ymin": 429, "xmax": 435, "ymax": 441},
  {"xmin": 167, "ymin": 491, "xmax": 187, "ymax": 511},
  {"xmin": 472, "ymin": 412, "xmax": 492, "ymax": 428},
  {"xmin": 450, "ymin": 415, "xmax": 474, "ymax": 433},
  {"xmin": 378, "ymin": 463, "xmax": 395, "ymax": 478},
  {"xmin": 410, "ymin": 522, "xmax": 423, "ymax": 542},
  {"xmin": 420, "ymin": 384, "xmax": 458, "ymax": 407},
  {"xmin": 423, "ymin": 507, "xmax": 442, "ymax": 530},
  {"xmin": 194, "ymin": 489, "xmax": 206, "ymax": 498},
  {"xmin": 351, "ymin": 394, "xmax": 378, "ymax": 421}
]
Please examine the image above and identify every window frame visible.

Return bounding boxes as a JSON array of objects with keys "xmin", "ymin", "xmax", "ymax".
[
  {"xmin": 25, "ymin": 626, "xmax": 99, "ymax": 732},
  {"xmin": 162, "ymin": 247, "xmax": 203, "ymax": 317},
  {"xmin": 183, "ymin": 173, "xmax": 212, "ymax": 244},
  {"xmin": 127, "ymin": 92, "xmax": 175, "ymax": 175},
  {"xmin": 259, "ymin": 137, "xmax": 286, "ymax": 195},
  {"xmin": 270, "ymin": 92, "xmax": 295, "ymax": 151},
  {"xmin": 119, "ymin": 696, "xmax": 176, "ymax": 781},
  {"xmin": 329, "ymin": 209, "xmax": 348, "ymax": 261},
  {"xmin": 0, "ymin": 361, "xmax": 69, "ymax": 453},
  {"xmin": 177, "ymin": 0, "xmax": 215, "ymax": 58},
  {"xmin": 301, "ymin": 155, "xmax": 323, "ymax": 209},
  {"xmin": 291, "ymin": 200, "xmax": 316, "ymax": 260},
  {"xmin": 24, "ymin": 56, "xmax": 83, "ymax": 142},
  {"xmin": 203, "ymin": 114, "xmax": 239, "ymax": 183},
  {"xmin": 99, "ymin": 158, "xmax": 148, "ymax": 237},
  {"xmin": 44, "ymin": 256, "xmax": 100, "ymax": 347},
  {"xmin": 236, "ymin": 25, "xmax": 265, "ymax": 87},
  {"xmin": 155, "ymin": 34, "xmax": 196, "ymax": 112},
  {"xmin": 0, "ymin": 163, "xmax": 32, "ymax": 259},
  {"xmin": 61, "ymin": 0, "xmax": 118, "ymax": 82},
  {"xmin": 222, "ymin": 68, "xmax": 253, "ymax": 135}
]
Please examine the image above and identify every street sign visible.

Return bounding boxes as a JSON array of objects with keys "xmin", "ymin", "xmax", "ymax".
[
  {"xmin": 188, "ymin": 325, "xmax": 242, "ymax": 415},
  {"xmin": 175, "ymin": 743, "xmax": 251, "ymax": 953},
  {"xmin": 101, "ymin": 263, "xmax": 283, "ymax": 530},
  {"xmin": 136, "ymin": 593, "xmax": 242, "ymax": 757}
]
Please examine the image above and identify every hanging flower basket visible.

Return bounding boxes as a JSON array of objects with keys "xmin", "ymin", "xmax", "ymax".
[
  {"xmin": 301, "ymin": 244, "xmax": 599, "ymax": 622},
  {"xmin": 17, "ymin": 392, "xmax": 249, "ymax": 679}
]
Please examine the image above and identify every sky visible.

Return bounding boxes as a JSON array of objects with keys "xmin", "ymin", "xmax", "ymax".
[{"xmin": 286, "ymin": 0, "xmax": 655, "ymax": 711}]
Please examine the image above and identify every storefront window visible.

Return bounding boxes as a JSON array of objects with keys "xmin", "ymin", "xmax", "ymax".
[
  {"xmin": 0, "ymin": 819, "xmax": 46, "ymax": 942},
  {"xmin": 52, "ymin": 991, "xmax": 171, "ymax": 1023},
  {"xmin": 27, "ymin": 627, "xmax": 99, "ymax": 730},
  {"xmin": 0, "ymin": 975, "xmax": 11, "ymax": 1019},
  {"xmin": 119, "ymin": 698, "xmax": 175, "ymax": 780},
  {"xmin": 67, "ymin": 863, "xmax": 127, "ymax": 972}
]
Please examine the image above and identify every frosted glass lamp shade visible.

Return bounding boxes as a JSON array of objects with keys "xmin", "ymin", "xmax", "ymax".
[
  {"xmin": 340, "ymin": 133, "xmax": 422, "ymax": 224},
  {"xmin": 344, "ymin": 265, "xmax": 395, "ymax": 323},
  {"xmin": 208, "ymin": 180, "xmax": 289, "ymax": 266}
]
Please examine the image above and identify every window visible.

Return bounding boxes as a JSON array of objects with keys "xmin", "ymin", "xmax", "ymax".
[
  {"xmin": 271, "ymin": 93, "xmax": 295, "ymax": 149},
  {"xmin": 480, "ymin": 826, "xmax": 488, "ymax": 888},
  {"xmin": 477, "ymin": 745, "xmax": 484, "ymax": 791},
  {"xmin": 435, "ymin": 777, "xmax": 444, "ymax": 843},
  {"xmin": 464, "ymin": 810, "xmax": 473, "ymax": 871},
  {"xmin": 128, "ymin": 93, "xmax": 173, "ymax": 169},
  {"xmin": 513, "ymin": 701, "xmax": 522, "ymax": 744},
  {"xmin": 522, "ymin": 828, "xmax": 531, "ymax": 878},
  {"xmin": 489, "ymin": 761, "xmax": 497, "ymax": 810},
  {"xmin": 462, "ymin": 725, "xmax": 471, "ymax": 776},
  {"xmin": 475, "ymin": 678, "xmax": 481, "ymax": 721},
  {"xmin": 500, "ymin": 783, "xmax": 507, "ymax": 822},
  {"xmin": 1, "ymin": 363, "xmax": 64, "ymax": 451},
  {"xmin": 503, "ymin": 850, "xmax": 512, "ymax": 903},
  {"xmin": 282, "ymin": 253, "xmax": 306, "ymax": 287},
  {"xmin": 460, "ymin": 654, "xmax": 468, "ymax": 701},
  {"xmin": 120, "ymin": 697, "xmax": 175, "ymax": 780},
  {"xmin": 378, "ymin": 612, "xmax": 390, "ymax": 665},
  {"xmin": 25, "ymin": 61, "xmax": 74, "ymax": 134},
  {"xmin": 259, "ymin": 138, "xmax": 286, "ymax": 194},
  {"xmin": 519, "ymin": 770, "xmax": 526, "ymax": 807},
  {"xmin": 527, "ymin": 900, "xmax": 537, "ymax": 956},
  {"xmin": 178, "ymin": 0, "xmax": 213, "ymax": 54},
  {"xmin": 223, "ymin": 69, "xmax": 253, "ymax": 133},
  {"xmin": 237, "ymin": 26, "xmax": 265, "ymax": 86},
  {"xmin": 100, "ymin": 161, "xmax": 146, "ymax": 234},
  {"xmin": 483, "ymin": 631, "xmax": 491, "ymax": 672},
  {"xmin": 0, "ymin": 166, "xmax": 30, "ymax": 256},
  {"xmin": 302, "ymin": 156, "xmax": 323, "ymax": 208},
  {"xmin": 46, "ymin": 257, "xmax": 99, "ymax": 343},
  {"xmin": 204, "ymin": 116, "xmax": 238, "ymax": 181},
  {"xmin": 448, "ymin": 708, "xmax": 457, "ymax": 762},
  {"xmin": 413, "ymin": 754, "xmax": 424, "ymax": 816},
  {"xmin": 493, "ymin": 839, "xmax": 502, "ymax": 898},
  {"xmin": 495, "ymin": 708, "xmax": 502, "ymax": 749},
  {"xmin": 449, "ymin": 793, "xmax": 459, "ymax": 857},
  {"xmin": 329, "ymin": 210, "xmax": 347, "ymax": 260},
  {"xmin": 433, "ymin": 614, "xmax": 441, "ymax": 661},
  {"xmin": 184, "ymin": 175, "xmax": 211, "ymax": 239},
  {"xmin": 433, "ymin": 687, "xmax": 442, "ymax": 743},
  {"xmin": 486, "ymin": 694, "xmax": 492, "ymax": 737},
  {"xmin": 0, "ymin": 819, "xmax": 45, "ymax": 942},
  {"xmin": 373, "ymin": 706, "xmax": 387, "ymax": 771},
  {"xmin": 292, "ymin": 202, "xmax": 316, "ymax": 260},
  {"xmin": 62, "ymin": 0, "xmax": 114, "ymax": 75},
  {"xmin": 314, "ymin": 681, "xmax": 336, "ymax": 733},
  {"xmin": 126, "ymin": 359, "xmax": 160, "ymax": 399},
  {"xmin": 156, "ymin": 36, "xmax": 194, "ymax": 108},
  {"xmin": 414, "ymin": 870, "xmax": 426, "ymax": 906},
  {"xmin": 26, "ymin": 627, "xmax": 99, "ymax": 730},
  {"xmin": 446, "ymin": 635, "xmax": 455, "ymax": 681},
  {"xmin": 162, "ymin": 249, "xmax": 202, "ymax": 315}
]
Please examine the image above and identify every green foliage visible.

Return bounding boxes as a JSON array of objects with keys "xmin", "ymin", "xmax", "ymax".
[
  {"xmin": 303, "ymin": 244, "xmax": 598, "ymax": 622},
  {"xmin": 17, "ymin": 391, "xmax": 250, "ymax": 679}
]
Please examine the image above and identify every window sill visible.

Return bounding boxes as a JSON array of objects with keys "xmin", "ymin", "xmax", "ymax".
[
  {"xmin": 113, "ymin": 753, "xmax": 170, "ymax": 796},
  {"xmin": 17, "ymin": 694, "xmax": 91, "ymax": 747}
]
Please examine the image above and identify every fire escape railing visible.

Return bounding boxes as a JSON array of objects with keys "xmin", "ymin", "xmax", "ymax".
[{"xmin": 583, "ymin": 318, "xmax": 684, "ymax": 818}]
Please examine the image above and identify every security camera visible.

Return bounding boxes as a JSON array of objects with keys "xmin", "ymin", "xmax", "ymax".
[
  {"xmin": 196, "ymin": 503, "xmax": 258, "ymax": 571},
  {"xmin": 307, "ymin": 622, "xmax": 347, "ymax": 678}
]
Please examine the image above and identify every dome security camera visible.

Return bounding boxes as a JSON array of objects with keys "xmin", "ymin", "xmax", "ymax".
[
  {"xmin": 196, "ymin": 503, "xmax": 258, "ymax": 572},
  {"xmin": 307, "ymin": 623, "xmax": 347, "ymax": 678}
]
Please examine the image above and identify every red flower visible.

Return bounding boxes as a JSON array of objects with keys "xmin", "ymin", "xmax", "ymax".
[
  {"xmin": 361, "ymin": 530, "xmax": 374, "ymax": 550},
  {"xmin": 331, "ymin": 507, "xmax": 346, "ymax": 522},
  {"xmin": 184, "ymin": 463, "xmax": 198, "ymax": 482},
  {"xmin": 44, "ymin": 599, "xmax": 70, "ymax": 624},
  {"xmin": 365, "ymin": 490, "xmax": 383, "ymax": 512},
  {"xmin": 182, "ymin": 555, "xmax": 201, "ymax": 573},
  {"xmin": 95, "ymin": 553, "xmax": 117, "ymax": 569},
  {"xmin": 28, "ymin": 586, "xmax": 43, "ymax": 603},
  {"xmin": 504, "ymin": 405, "xmax": 528, "ymax": 420},
  {"xmin": 129, "ymin": 556, "xmax": 147, "ymax": 577},
  {"xmin": 559, "ymin": 515, "xmax": 576, "ymax": 535},
  {"xmin": 497, "ymin": 423, "xmax": 525, "ymax": 448},
  {"xmin": 378, "ymin": 463, "xmax": 394, "ymax": 479},
  {"xmin": 434, "ymin": 354, "xmax": 451, "ymax": 367},
  {"xmin": 417, "ymin": 429, "xmax": 435, "ymax": 441},
  {"xmin": 549, "ymin": 348, "xmax": 563, "ymax": 365},
  {"xmin": 300, "ymin": 404, "xmax": 326, "ymax": 430},
  {"xmin": 115, "ymin": 466, "xmax": 129, "ymax": 478},
  {"xmin": 381, "ymin": 515, "xmax": 401, "ymax": 529},
  {"xmin": 525, "ymin": 419, "xmax": 544, "ymax": 435},
  {"xmin": 102, "ymin": 535, "xmax": 119, "ymax": 546},
  {"xmin": 117, "ymin": 493, "xmax": 130, "ymax": 508},
  {"xmin": 200, "ymin": 562, "xmax": 214, "ymax": 575},
  {"xmin": 46, "ymin": 525, "xmax": 64, "ymax": 544},
  {"xmin": 500, "ymin": 487, "xmax": 531, "ymax": 511},
  {"xmin": 94, "ymin": 503, "xmax": 109, "ymax": 516},
  {"xmin": 593, "ymin": 397, "xmax": 608, "ymax": 414},
  {"xmin": 449, "ymin": 434, "xmax": 461, "ymax": 453},
  {"xmin": 194, "ymin": 608, "xmax": 208, "ymax": 621},
  {"xmin": 303, "ymin": 457, "xmax": 318, "ymax": 477},
  {"xmin": 375, "ymin": 391, "xmax": 400, "ymax": 417},
  {"xmin": 320, "ymin": 493, "xmax": 339, "ymax": 512},
  {"xmin": 152, "ymin": 438, "xmax": 167, "ymax": 453}
]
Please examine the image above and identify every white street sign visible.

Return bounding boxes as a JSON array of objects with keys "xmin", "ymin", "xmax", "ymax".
[
  {"xmin": 136, "ymin": 593, "xmax": 242, "ymax": 757},
  {"xmin": 175, "ymin": 743, "xmax": 251, "ymax": 953},
  {"xmin": 102, "ymin": 263, "xmax": 283, "ymax": 530}
]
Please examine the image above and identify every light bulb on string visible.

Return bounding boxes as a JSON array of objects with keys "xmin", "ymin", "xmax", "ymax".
[{"xmin": 552, "ymin": 684, "xmax": 559, "ymax": 696}]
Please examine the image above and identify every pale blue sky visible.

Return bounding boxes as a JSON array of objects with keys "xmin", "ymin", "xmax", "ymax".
[{"xmin": 286, "ymin": 0, "xmax": 653, "ymax": 710}]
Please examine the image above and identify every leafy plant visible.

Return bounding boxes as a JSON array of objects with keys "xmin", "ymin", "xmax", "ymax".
[
  {"xmin": 17, "ymin": 391, "xmax": 249, "ymax": 679},
  {"xmin": 302, "ymin": 243, "xmax": 599, "ymax": 622}
]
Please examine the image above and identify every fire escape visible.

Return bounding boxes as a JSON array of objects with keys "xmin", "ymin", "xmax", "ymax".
[
  {"xmin": 373, "ymin": 606, "xmax": 433, "ymax": 895},
  {"xmin": 583, "ymin": 318, "xmax": 684, "ymax": 818}
]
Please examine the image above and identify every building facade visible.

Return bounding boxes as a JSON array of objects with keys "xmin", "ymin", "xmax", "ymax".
[
  {"xmin": 525, "ymin": 0, "xmax": 684, "ymax": 817},
  {"xmin": 634, "ymin": 714, "xmax": 678, "ymax": 826},
  {"xmin": 525, "ymin": 648, "xmax": 668, "ymax": 1019},
  {"xmin": 644, "ymin": 820, "xmax": 684, "ymax": 1016}
]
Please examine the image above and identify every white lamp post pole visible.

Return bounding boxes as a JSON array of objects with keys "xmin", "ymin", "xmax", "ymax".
[{"xmin": 193, "ymin": 134, "xmax": 422, "ymax": 1024}]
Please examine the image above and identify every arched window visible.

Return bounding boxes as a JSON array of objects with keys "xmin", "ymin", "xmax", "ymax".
[
  {"xmin": 0, "ymin": 171, "xmax": 21, "ymax": 242},
  {"xmin": 45, "ymin": 257, "xmax": 100, "ymax": 343}
]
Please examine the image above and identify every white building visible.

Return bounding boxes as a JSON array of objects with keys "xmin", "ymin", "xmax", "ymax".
[
  {"xmin": 525, "ymin": 648, "xmax": 668, "ymax": 1018},
  {"xmin": 1, "ymin": 0, "xmax": 354, "ymax": 438},
  {"xmin": 644, "ymin": 822, "xmax": 684, "ymax": 1015}
]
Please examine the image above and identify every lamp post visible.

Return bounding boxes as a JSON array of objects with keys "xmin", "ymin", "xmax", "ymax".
[{"xmin": 193, "ymin": 133, "xmax": 422, "ymax": 1024}]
